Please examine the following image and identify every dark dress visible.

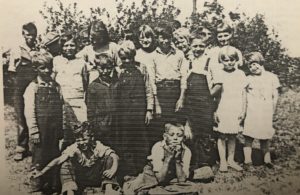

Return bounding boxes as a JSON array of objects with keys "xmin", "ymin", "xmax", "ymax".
[
  {"xmin": 185, "ymin": 59, "xmax": 217, "ymax": 170},
  {"xmin": 115, "ymin": 65, "xmax": 149, "ymax": 178},
  {"xmin": 86, "ymin": 76, "xmax": 118, "ymax": 146},
  {"xmin": 31, "ymin": 80, "xmax": 63, "ymax": 192}
]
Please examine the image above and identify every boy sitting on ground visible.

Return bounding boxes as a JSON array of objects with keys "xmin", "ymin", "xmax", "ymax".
[
  {"xmin": 32, "ymin": 121, "xmax": 120, "ymax": 195},
  {"xmin": 123, "ymin": 121, "xmax": 195, "ymax": 195}
]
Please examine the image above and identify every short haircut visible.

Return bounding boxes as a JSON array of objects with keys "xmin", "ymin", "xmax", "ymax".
[
  {"xmin": 245, "ymin": 51, "xmax": 265, "ymax": 66},
  {"xmin": 155, "ymin": 25, "xmax": 173, "ymax": 39},
  {"xmin": 164, "ymin": 122, "xmax": 185, "ymax": 134},
  {"xmin": 217, "ymin": 22, "xmax": 233, "ymax": 34},
  {"xmin": 31, "ymin": 51, "xmax": 53, "ymax": 68},
  {"xmin": 173, "ymin": 27, "xmax": 191, "ymax": 43},
  {"xmin": 22, "ymin": 22, "xmax": 37, "ymax": 34},
  {"xmin": 118, "ymin": 40, "xmax": 136, "ymax": 58},
  {"xmin": 139, "ymin": 25, "xmax": 156, "ymax": 40},
  {"xmin": 95, "ymin": 53, "xmax": 114, "ymax": 67},
  {"xmin": 60, "ymin": 31, "xmax": 76, "ymax": 47},
  {"xmin": 73, "ymin": 121, "xmax": 94, "ymax": 139},
  {"xmin": 218, "ymin": 46, "xmax": 240, "ymax": 63},
  {"xmin": 89, "ymin": 20, "xmax": 109, "ymax": 44}
]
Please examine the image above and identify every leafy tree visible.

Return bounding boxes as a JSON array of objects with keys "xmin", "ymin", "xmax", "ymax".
[{"xmin": 38, "ymin": 0, "xmax": 299, "ymax": 88}]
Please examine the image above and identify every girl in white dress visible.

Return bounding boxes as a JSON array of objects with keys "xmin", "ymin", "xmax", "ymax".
[
  {"xmin": 243, "ymin": 52, "xmax": 280, "ymax": 169},
  {"xmin": 214, "ymin": 46, "xmax": 247, "ymax": 172}
]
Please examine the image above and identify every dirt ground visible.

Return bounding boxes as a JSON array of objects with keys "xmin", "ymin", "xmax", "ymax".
[{"xmin": 3, "ymin": 88, "xmax": 300, "ymax": 195}]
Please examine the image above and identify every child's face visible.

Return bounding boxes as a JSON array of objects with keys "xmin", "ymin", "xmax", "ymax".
[
  {"xmin": 222, "ymin": 55, "xmax": 236, "ymax": 71},
  {"xmin": 37, "ymin": 64, "xmax": 53, "ymax": 80},
  {"xmin": 76, "ymin": 137, "xmax": 90, "ymax": 151},
  {"xmin": 217, "ymin": 32, "xmax": 232, "ymax": 46},
  {"xmin": 76, "ymin": 132, "xmax": 93, "ymax": 151},
  {"xmin": 62, "ymin": 40, "xmax": 77, "ymax": 59},
  {"xmin": 190, "ymin": 39, "xmax": 206, "ymax": 58},
  {"xmin": 200, "ymin": 28, "xmax": 212, "ymax": 44},
  {"xmin": 119, "ymin": 51, "xmax": 134, "ymax": 66},
  {"xmin": 248, "ymin": 62, "xmax": 263, "ymax": 75},
  {"xmin": 90, "ymin": 31, "xmax": 106, "ymax": 47},
  {"xmin": 158, "ymin": 35, "xmax": 172, "ymax": 52},
  {"xmin": 164, "ymin": 126, "xmax": 184, "ymax": 146},
  {"xmin": 173, "ymin": 35, "xmax": 189, "ymax": 53},
  {"xmin": 96, "ymin": 62, "xmax": 114, "ymax": 79},
  {"xmin": 139, "ymin": 33, "xmax": 153, "ymax": 49},
  {"xmin": 22, "ymin": 29, "xmax": 37, "ymax": 46}
]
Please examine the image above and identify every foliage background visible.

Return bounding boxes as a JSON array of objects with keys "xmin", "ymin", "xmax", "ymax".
[{"xmin": 38, "ymin": 0, "xmax": 299, "ymax": 88}]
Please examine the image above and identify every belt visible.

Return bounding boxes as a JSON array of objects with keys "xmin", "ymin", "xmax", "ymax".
[{"xmin": 156, "ymin": 80, "xmax": 180, "ymax": 88}]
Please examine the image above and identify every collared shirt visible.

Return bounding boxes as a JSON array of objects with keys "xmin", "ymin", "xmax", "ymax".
[
  {"xmin": 147, "ymin": 140, "xmax": 191, "ymax": 178},
  {"xmin": 149, "ymin": 47, "xmax": 189, "ymax": 94},
  {"xmin": 184, "ymin": 51, "xmax": 215, "ymax": 91},
  {"xmin": 8, "ymin": 41, "xmax": 38, "ymax": 72},
  {"xmin": 62, "ymin": 141, "xmax": 115, "ymax": 167},
  {"xmin": 23, "ymin": 76, "xmax": 63, "ymax": 135}
]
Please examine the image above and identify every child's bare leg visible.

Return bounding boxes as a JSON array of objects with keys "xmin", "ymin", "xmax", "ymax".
[
  {"xmin": 217, "ymin": 138, "xmax": 227, "ymax": 172},
  {"xmin": 260, "ymin": 139, "xmax": 271, "ymax": 164},
  {"xmin": 227, "ymin": 135, "xmax": 243, "ymax": 171},
  {"xmin": 243, "ymin": 136, "xmax": 254, "ymax": 164}
]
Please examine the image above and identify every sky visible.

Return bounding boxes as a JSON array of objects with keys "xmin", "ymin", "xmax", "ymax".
[{"xmin": 0, "ymin": 0, "xmax": 299, "ymax": 57}]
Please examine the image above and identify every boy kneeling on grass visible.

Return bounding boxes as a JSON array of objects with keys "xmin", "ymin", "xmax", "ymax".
[{"xmin": 32, "ymin": 121, "xmax": 120, "ymax": 195}]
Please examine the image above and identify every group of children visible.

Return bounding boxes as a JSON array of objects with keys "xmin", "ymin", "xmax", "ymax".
[{"xmin": 7, "ymin": 19, "xmax": 280, "ymax": 194}]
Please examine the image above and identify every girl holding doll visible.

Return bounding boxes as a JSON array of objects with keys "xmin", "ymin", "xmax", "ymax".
[
  {"xmin": 243, "ymin": 52, "xmax": 280, "ymax": 169},
  {"xmin": 214, "ymin": 46, "xmax": 247, "ymax": 172}
]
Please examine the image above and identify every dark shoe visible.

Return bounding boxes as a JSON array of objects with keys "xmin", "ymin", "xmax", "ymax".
[
  {"xmin": 243, "ymin": 162, "xmax": 255, "ymax": 172},
  {"xmin": 14, "ymin": 152, "xmax": 25, "ymax": 161},
  {"xmin": 265, "ymin": 162, "xmax": 274, "ymax": 169}
]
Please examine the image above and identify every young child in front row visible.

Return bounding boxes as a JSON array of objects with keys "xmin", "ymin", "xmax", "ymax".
[
  {"xmin": 32, "ymin": 122, "xmax": 120, "ymax": 195},
  {"xmin": 24, "ymin": 51, "xmax": 63, "ymax": 193},
  {"xmin": 213, "ymin": 46, "xmax": 247, "ymax": 172},
  {"xmin": 123, "ymin": 122, "xmax": 192, "ymax": 195},
  {"xmin": 243, "ymin": 52, "xmax": 280, "ymax": 169}
]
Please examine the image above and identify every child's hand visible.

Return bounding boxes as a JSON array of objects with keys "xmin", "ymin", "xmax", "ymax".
[
  {"xmin": 163, "ymin": 145, "xmax": 175, "ymax": 161},
  {"xmin": 175, "ymin": 98, "xmax": 184, "ymax": 112},
  {"xmin": 103, "ymin": 168, "xmax": 117, "ymax": 179},
  {"xmin": 214, "ymin": 113, "xmax": 220, "ymax": 124},
  {"xmin": 145, "ymin": 111, "xmax": 153, "ymax": 125},
  {"xmin": 31, "ymin": 133, "xmax": 40, "ymax": 144},
  {"xmin": 30, "ymin": 169, "xmax": 43, "ymax": 179},
  {"xmin": 174, "ymin": 144, "xmax": 183, "ymax": 160}
]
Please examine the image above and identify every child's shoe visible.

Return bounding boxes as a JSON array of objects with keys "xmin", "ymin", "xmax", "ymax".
[
  {"xmin": 228, "ymin": 161, "xmax": 243, "ymax": 171},
  {"xmin": 243, "ymin": 162, "xmax": 255, "ymax": 172},
  {"xmin": 264, "ymin": 162, "xmax": 274, "ymax": 169}
]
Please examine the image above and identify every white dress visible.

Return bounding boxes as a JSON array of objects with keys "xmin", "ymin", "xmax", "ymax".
[
  {"xmin": 243, "ymin": 71, "xmax": 280, "ymax": 139},
  {"xmin": 214, "ymin": 69, "xmax": 247, "ymax": 134}
]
